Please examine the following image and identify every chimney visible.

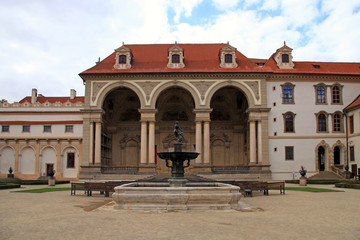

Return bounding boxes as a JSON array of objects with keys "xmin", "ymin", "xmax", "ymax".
[
  {"xmin": 70, "ymin": 89, "xmax": 76, "ymax": 100},
  {"xmin": 31, "ymin": 88, "xmax": 37, "ymax": 103}
]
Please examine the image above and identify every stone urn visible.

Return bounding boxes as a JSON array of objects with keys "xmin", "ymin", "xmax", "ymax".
[
  {"xmin": 48, "ymin": 170, "xmax": 56, "ymax": 186},
  {"xmin": 299, "ymin": 166, "xmax": 307, "ymax": 186},
  {"xmin": 7, "ymin": 167, "xmax": 14, "ymax": 178}
]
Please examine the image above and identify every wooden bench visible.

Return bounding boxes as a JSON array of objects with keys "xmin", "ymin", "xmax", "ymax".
[
  {"xmin": 71, "ymin": 182, "xmax": 86, "ymax": 195},
  {"xmin": 84, "ymin": 182, "xmax": 106, "ymax": 196},
  {"xmin": 267, "ymin": 181, "xmax": 285, "ymax": 194}
]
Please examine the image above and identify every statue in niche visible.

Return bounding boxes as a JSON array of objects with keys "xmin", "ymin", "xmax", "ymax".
[{"xmin": 174, "ymin": 121, "xmax": 184, "ymax": 144}]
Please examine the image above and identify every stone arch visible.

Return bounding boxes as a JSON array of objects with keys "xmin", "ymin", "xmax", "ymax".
[
  {"xmin": 95, "ymin": 81, "xmax": 146, "ymax": 109},
  {"xmin": 205, "ymin": 81, "xmax": 257, "ymax": 108},
  {"xmin": 331, "ymin": 140, "xmax": 345, "ymax": 166},
  {"xmin": 40, "ymin": 146, "xmax": 57, "ymax": 176},
  {"xmin": 61, "ymin": 146, "xmax": 79, "ymax": 178},
  {"xmin": 149, "ymin": 81, "xmax": 201, "ymax": 109},
  {"xmin": 315, "ymin": 140, "xmax": 330, "ymax": 171},
  {"xmin": 19, "ymin": 146, "xmax": 36, "ymax": 174},
  {"xmin": 0, "ymin": 146, "xmax": 15, "ymax": 174}
]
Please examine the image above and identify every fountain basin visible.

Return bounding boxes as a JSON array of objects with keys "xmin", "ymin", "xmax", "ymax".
[{"xmin": 112, "ymin": 182, "xmax": 242, "ymax": 211}]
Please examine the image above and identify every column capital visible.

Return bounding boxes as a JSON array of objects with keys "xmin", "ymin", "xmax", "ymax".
[
  {"xmin": 139, "ymin": 108, "xmax": 157, "ymax": 122},
  {"xmin": 193, "ymin": 108, "xmax": 212, "ymax": 121}
]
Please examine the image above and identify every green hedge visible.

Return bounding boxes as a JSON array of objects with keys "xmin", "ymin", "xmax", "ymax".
[
  {"xmin": 0, "ymin": 179, "xmax": 70, "ymax": 185},
  {"xmin": 335, "ymin": 181, "xmax": 360, "ymax": 189},
  {"xmin": 0, "ymin": 183, "xmax": 21, "ymax": 189}
]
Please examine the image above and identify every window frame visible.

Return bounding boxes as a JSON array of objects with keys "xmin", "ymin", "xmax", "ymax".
[
  {"xmin": 119, "ymin": 55, "xmax": 127, "ymax": 64},
  {"xmin": 43, "ymin": 125, "xmax": 51, "ymax": 133},
  {"xmin": 22, "ymin": 125, "xmax": 30, "ymax": 132},
  {"xmin": 65, "ymin": 125, "xmax": 74, "ymax": 133},
  {"xmin": 331, "ymin": 83, "xmax": 343, "ymax": 105},
  {"xmin": 285, "ymin": 146, "xmax": 294, "ymax": 161},
  {"xmin": 332, "ymin": 112, "xmax": 343, "ymax": 133},
  {"xmin": 283, "ymin": 112, "xmax": 295, "ymax": 133},
  {"xmin": 66, "ymin": 152, "xmax": 75, "ymax": 168},
  {"xmin": 314, "ymin": 84, "xmax": 327, "ymax": 104},
  {"xmin": 171, "ymin": 54, "xmax": 180, "ymax": 63},
  {"xmin": 282, "ymin": 54, "xmax": 289, "ymax": 63},
  {"xmin": 281, "ymin": 83, "xmax": 295, "ymax": 104},
  {"xmin": 316, "ymin": 112, "xmax": 328, "ymax": 133},
  {"xmin": 349, "ymin": 115, "xmax": 354, "ymax": 134},
  {"xmin": 349, "ymin": 146, "xmax": 355, "ymax": 162},
  {"xmin": 1, "ymin": 125, "xmax": 9, "ymax": 132},
  {"xmin": 224, "ymin": 54, "xmax": 233, "ymax": 63}
]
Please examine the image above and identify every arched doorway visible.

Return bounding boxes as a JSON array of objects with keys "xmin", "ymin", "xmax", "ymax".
[
  {"xmin": 40, "ymin": 147, "xmax": 57, "ymax": 176},
  {"xmin": 318, "ymin": 146, "xmax": 325, "ymax": 171},
  {"xmin": 210, "ymin": 87, "xmax": 248, "ymax": 169},
  {"xmin": 0, "ymin": 147, "xmax": 15, "ymax": 174},
  {"xmin": 334, "ymin": 146, "xmax": 341, "ymax": 165},
  {"xmin": 102, "ymin": 87, "xmax": 141, "ymax": 172},
  {"xmin": 155, "ymin": 87, "xmax": 195, "ymax": 172}
]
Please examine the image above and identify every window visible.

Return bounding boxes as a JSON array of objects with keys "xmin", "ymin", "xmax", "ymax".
[
  {"xmin": 172, "ymin": 54, "xmax": 180, "ymax": 63},
  {"xmin": 225, "ymin": 54, "xmax": 232, "ymax": 63},
  {"xmin": 331, "ymin": 84, "xmax": 343, "ymax": 104},
  {"xmin": 313, "ymin": 64, "xmax": 320, "ymax": 69},
  {"xmin": 119, "ymin": 55, "xmax": 126, "ymax": 64},
  {"xmin": 349, "ymin": 116, "xmax": 354, "ymax": 134},
  {"xmin": 316, "ymin": 85, "xmax": 326, "ymax": 104},
  {"xmin": 67, "ymin": 152, "xmax": 75, "ymax": 168},
  {"xmin": 318, "ymin": 113, "xmax": 327, "ymax": 132},
  {"xmin": 285, "ymin": 146, "xmax": 294, "ymax": 160},
  {"xmin": 65, "ymin": 125, "xmax": 73, "ymax": 133},
  {"xmin": 282, "ymin": 54, "xmax": 289, "ymax": 63},
  {"xmin": 44, "ymin": 125, "xmax": 51, "ymax": 132},
  {"xmin": 281, "ymin": 83, "xmax": 295, "ymax": 103},
  {"xmin": 2, "ymin": 125, "xmax": 9, "ymax": 132},
  {"xmin": 283, "ymin": 112, "xmax": 295, "ymax": 132},
  {"xmin": 332, "ymin": 113, "xmax": 342, "ymax": 132},
  {"xmin": 23, "ymin": 125, "xmax": 30, "ymax": 132},
  {"xmin": 350, "ymin": 146, "xmax": 355, "ymax": 162}
]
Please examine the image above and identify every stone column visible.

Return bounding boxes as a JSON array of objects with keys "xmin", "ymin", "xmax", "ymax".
[
  {"xmin": 140, "ymin": 121, "xmax": 148, "ymax": 164},
  {"xmin": 94, "ymin": 122, "xmax": 102, "ymax": 165},
  {"xmin": 148, "ymin": 121, "xmax": 155, "ymax": 164},
  {"xmin": 89, "ymin": 122, "xmax": 94, "ymax": 164},
  {"xmin": 56, "ymin": 141, "xmax": 62, "ymax": 176},
  {"xmin": 249, "ymin": 120, "xmax": 257, "ymax": 164},
  {"xmin": 14, "ymin": 141, "xmax": 19, "ymax": 172},
  {"xmin": 203, "ymin": 121, "xmax": 210, "ymax": 164},
  {"xmin": 195, "ymin": 121, "xmax": 202, "ymax": 164},
  {"xmin": 35, "ymin": 141, "xmax": 40, "ymax": 175},
  {"xmin": 257, "ymin": 121, "xmax": 262, "ymax": 164}
]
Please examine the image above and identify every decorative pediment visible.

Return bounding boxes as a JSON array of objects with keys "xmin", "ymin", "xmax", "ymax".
[
  {"xmin": 219, "ymin": 43, "xmax": 238, "ymax": 68},
  {"xmin": 273, "ymin": 42, "xmax": 294, "ymax": 69},
  {"xmin": 114, "ymin": 44, "xmax": 133, "ymax": 69},
  {"xmin": 167, "ymin": 42, "xmax": 185, "ymax": 68}
]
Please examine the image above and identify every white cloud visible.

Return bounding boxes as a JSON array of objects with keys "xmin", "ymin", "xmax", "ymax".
[{"xmin": 212, "ymin": 0, "xmax": 241, "ymax": 11}]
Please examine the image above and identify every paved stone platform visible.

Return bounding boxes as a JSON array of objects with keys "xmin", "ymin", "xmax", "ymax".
[{"xmin": 0, "ymin": 183, "xmax": 359, "ymax": 240}]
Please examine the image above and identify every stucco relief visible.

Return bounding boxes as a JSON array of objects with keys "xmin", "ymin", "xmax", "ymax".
[
  {"xmin": 190, "ymin": 81, "xmax": 215, "ymax": 101},
  {"xmin": 135, "ymin": 81, "xmax": 161, "ymax": 101},
  {"xmin": 244, "ymin": 81, "xmax": 260, "ymax": 100},
  {"xmin": 92, "ymin": 82, "xmax": 110, "ymax": 102}
]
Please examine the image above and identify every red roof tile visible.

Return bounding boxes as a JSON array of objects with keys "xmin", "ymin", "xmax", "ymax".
[
  {"xmin": 19, "ymin": 96, "xmax": 85, "ymax": 104},
  {"xmin": 80, "ymin": 43, "xmax": 360, "ymax": 76},
  {"xmin": 344, "ymin": 95, "xmax": 360, "ymax": 112}
]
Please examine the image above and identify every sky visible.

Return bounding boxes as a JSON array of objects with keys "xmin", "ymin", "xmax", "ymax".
[{"xmin": 1, "ymin": 0, "xmax": 360, "ymax": 102}]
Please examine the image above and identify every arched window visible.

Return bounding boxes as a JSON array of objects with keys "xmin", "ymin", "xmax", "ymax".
[
  {"xmin": 332, "ymin": 85, "xmax": 341, "ymax": 104},
  {"xmin": 283, "ymin": 112, "xmax": 295, "ymax": 132},
  {"xmin": 225, "ymin": 54, "xmax": 232, "ymax": 63},
  {"xmin": 119, "ymin": 55, "xmax": 126, "ymax": 64},
  {"xmin": 282, "ymin": 54, "xmax": 289, "ymax": 63},
  {"xmin": 318, "ymin": 113, "xmax": 327, "ymax": 132},
  {"xmin": 282, "ymin": 84, "xmax": 294, "ymax": 103},
  {"xmin": 172, "ymin": 54, "xmax": 180, "ymax": 63},
  {"xmin": 333, "ymin": 113, "xmax": 341, "ymax": 132},
  {"xmin": 316, "ymin": 86, "xmax": 326, "ymax": 104}
]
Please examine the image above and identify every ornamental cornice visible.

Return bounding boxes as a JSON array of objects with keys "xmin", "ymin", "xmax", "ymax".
[{"xmin": 268, "ymin": 74, "xmax": 360, "ymax": 82}]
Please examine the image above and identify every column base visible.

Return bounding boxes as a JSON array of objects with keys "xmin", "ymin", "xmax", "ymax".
[{"xmin": 138, "ymin": 164, "xmax": 157, "ymax": 174}]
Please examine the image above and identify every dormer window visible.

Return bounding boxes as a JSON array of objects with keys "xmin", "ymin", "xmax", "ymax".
[
  {"xmin": 119, "ymin": 55, "xmax": 127, "ymax": 64},
  {"xmin": 172, "ymin": 54, "xmax": 180, "ymax": 63},
  {"xmin": 225, "ymin": 54, "xmax": 232, "ymax": 63},
  {"xmin": 219, "ymin": 43, "xmax": 238, "ymax": 68},
  {"xmin": 167, "ymin": 42, "xmax": 185, "ymax": 68},
  {"xmin": 114, "ymin": 44, "xmax": 132, "ymax": 69},
  {"xmin": 282, "ymin": 54, "xmax": 289, "ymax": 63},
  {"xmin": 274, "ymin": 42, "xmax": 294, "ymax": 69}
]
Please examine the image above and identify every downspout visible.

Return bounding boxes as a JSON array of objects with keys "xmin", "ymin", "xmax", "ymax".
[{"xmin": 344, "ymin": 110, "xmax": 349, "ymax": 177}]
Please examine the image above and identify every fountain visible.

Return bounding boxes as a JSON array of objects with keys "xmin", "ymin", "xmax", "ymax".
[{"xmin": 112, "ymin": 122, "xmax": 242, "ymax": 211}]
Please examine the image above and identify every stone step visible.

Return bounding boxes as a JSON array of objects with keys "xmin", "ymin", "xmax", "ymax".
[{"xmin": 308, "ymin": 171, "xmax": 344, "ymax": 180}]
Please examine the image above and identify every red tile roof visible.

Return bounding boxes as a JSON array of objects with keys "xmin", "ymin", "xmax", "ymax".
[
  {"xmin": 80, "ymin": 43, "xmax": 360, "ymax": 76},
  {"xmin": 344, "ymin": 95, "xmax": 360, "ymax": 112},
  {"xmin": 19, "ymin": 96, "xmax": 84, "ymax": 104}
]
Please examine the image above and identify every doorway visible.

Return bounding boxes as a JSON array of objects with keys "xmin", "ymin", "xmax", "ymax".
[
  {"xmin": 46, "ymin": 164, "xmax": 54, "ymax": 176},
  {"xmin": 334, "ymin": 146, "xmax": 341, "ymax": 165},
  {"xmin": 318, "ymin": 146, "xmax": 325, "ymax": 171}
]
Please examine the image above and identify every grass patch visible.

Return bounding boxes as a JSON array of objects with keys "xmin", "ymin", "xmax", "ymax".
[
  {"xmin": 13, "ymin": 187, "xmax": 71, "ymax": 193},
  {"xmin": 285, "ymin": 187, "xmax": 343, "ymax": 193}
]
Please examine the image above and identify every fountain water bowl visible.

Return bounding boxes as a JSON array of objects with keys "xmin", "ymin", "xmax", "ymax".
[{"xmin": 112, "ymin": 122, "xmax": 242, "ymax": 211}]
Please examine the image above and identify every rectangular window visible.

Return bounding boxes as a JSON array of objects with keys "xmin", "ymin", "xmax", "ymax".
[
  {"xmin": 67, "ymin": 152, "xmax": 75, "ymax": 168},
  {"xmin": 65, "ymin": 125, "xmax": 73, "ymax": 132},
  {"xmin": 350, "ymin": 146, "xmax": 355, "ymax": 162},
  {"xmin": 285, "ymin": 146, "xmax": 294, "ymax": 160},
  {"xmin": 23, "ymin": 125, "xmax": 30, "ymax": 132},
  {"xmin": 44, "ymin": 125, "xmax": 51, "ymax": 132},
  {"xmin": 2, "ymin": 125, "xmax": 9, "ymax": 132},
  {"xmin": 349, "ymin": 116, "xmax": 354, "ymax": 134}
]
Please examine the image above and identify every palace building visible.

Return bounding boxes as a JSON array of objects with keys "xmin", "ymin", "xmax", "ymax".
[{"xmin": 1, "ymin": 42, "xmax": 359, "ymax": 180}]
